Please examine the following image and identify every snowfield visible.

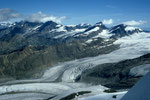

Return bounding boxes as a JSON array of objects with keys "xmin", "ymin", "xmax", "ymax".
[
  {"xmin": 93, "ymin": 29, "xmax": 112, "ymax": 38},
  {"xmin": 86, "ymin": 29, "xmax": 111, "ymax": 43}
]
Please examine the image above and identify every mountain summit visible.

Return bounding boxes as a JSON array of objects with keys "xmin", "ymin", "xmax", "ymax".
[{"xmin": 110, "ymin": 24, "xmax": 143, "ymax": 38}]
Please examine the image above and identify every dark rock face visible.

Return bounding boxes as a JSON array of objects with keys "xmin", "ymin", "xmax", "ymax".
[
  {"xmin": 65, "ymin": 24, "xmax": 91, "ymax": 32},
  {"xmin": 38, "ymin": 21, "xmax": 58, "ymax": 32}
]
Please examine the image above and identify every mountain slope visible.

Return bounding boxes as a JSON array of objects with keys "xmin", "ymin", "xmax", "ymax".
[
  {"xmin": 0, "ymin": 39, "xmax": 118, "ymax": 81},
  {"xmin": 0, "ymin": 20, "xmax": 150, "ymax": 100},
  {"xmin": 0, "ymin": 20, "xmax": 149, "ymax": 84},
  {"xmin": 80, "ymin": 53, "xmax": 150, "ymax": 89}
]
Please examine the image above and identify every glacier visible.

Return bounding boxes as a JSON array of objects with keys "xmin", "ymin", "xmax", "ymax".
[{"xmin": 0, "ymin": 31, "xmax": 150, "ymax": 99}]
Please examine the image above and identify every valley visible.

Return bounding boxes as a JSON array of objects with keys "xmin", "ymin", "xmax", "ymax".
[{"xmin": 0, "ymin": 20, "xmax": 150, "ymax": 100}]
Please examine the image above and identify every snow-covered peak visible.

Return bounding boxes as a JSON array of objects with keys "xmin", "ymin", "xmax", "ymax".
[
  {"xmin": 125, "ymin": 26, "xmax": 136, "ymax": 31},
  {"xmin": 80, "ymin": 23, "xmax": 90, "ymax": 26},
  {"xmin": 109, "ymin": 24, "xmax": 145, "ymax": 38},
  {"xmin": 66, "ymin": 23, "xmax": 91, "ymax": 29},
  {"xmin": 111, "ymin": 24, "xmax": 143, "ymax": 32},
  {"xmin": 125, "ymin": 26, "xmax": 143, "ymax": 32},
  {"xmin": 78, "ymin": 23, "xmax": 91, "ymax": 27},
  {"xmin": 110, "ymin": 24, "xmax": 126, "ymax": 31},
  {"xmin": 66, "ymin": 25, "xmax": 76, "ymax": 27},
  {"xmin": 95, "ymin": 22, "xmax": 103, "ymax": 26},
  {"xmin": 73, "ymin": 22, "xmax": 108, "ymax": 38}
]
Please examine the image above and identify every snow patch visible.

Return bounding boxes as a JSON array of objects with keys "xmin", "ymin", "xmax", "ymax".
[
  {"xmin": 56, "ymin": 26, "xmax": 67, "ymax": 32},
  {"xmin": 129, "ymin": 64, "xmax": 150, "ymax": 76},
  {"xmin": 72, "ymin": 28, "xmax": 86, "ymax": 33},
  {"xmin": 32, "ymin": 25, "xmax": 41, "ymax": 30},
  {"xmin": 84, "ymin": 27, "xmax": 99, "ymax": 35},
  {"xmin": 66, "ymin": 25, "xmax": 76, "ymax": 27},
  {"xmin": 93, "ymin": 29, "xmax": 112, "ymax": 38},
  {"xmin": 54, "ymin": 28, "xmax": 86, "ymax": 39},
  {"xmin": 86, "ymin": 39, "xmax": 93, "ymax": 43},
  {"xmin": 125, "ymin": 26, "xmax": 142, "ymax": 32},
  {"xmin": 56, "ymin": 24, "xmax": 62, "ymax": 27},
  {"xmin": 85, "ymin": 30, "xmax": 111, "ymax": 43}
]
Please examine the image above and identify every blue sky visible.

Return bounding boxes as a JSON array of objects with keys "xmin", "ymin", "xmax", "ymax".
[{"xmin": 0, "ymin": 0, "xmax": 150, "ymax": 29}]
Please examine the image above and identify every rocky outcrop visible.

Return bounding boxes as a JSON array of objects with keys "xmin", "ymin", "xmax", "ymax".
[{"xmin": 80, "ymin": 53, "xmax": 150, "ymax": 89}]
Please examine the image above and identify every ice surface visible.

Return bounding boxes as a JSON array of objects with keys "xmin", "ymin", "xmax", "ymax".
[
  {"xmin": 42, "ymin": 32, "xmax": 150, "ymax": 83},
  {"xmin": 0, "ymin": 93, "xmax": 51, "ymax": 100}
]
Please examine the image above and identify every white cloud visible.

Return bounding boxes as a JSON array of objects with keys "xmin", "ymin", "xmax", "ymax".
[
  {"xmin": 123, "ymin": 20, "xmax": 146, "ymax": 26},
  {"xmin": 0, "ymin": 8, "xmax": 66, "ymax": 23},
  {"xmin": 0, "ymin": 8, "xmax": 21, "ymax": 22},
  {"xmin": 102, "ymin": 19, "xmax": 113, "ymax": 25},
  {"xmin": 26, "ymin": 11, "xmax": 66, "ymax": 23}
]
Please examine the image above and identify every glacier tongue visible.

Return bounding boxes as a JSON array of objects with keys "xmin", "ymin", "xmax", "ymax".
[{"xmin": 42, "ymin": 32, "xmax": 150, "ymax": 82}]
